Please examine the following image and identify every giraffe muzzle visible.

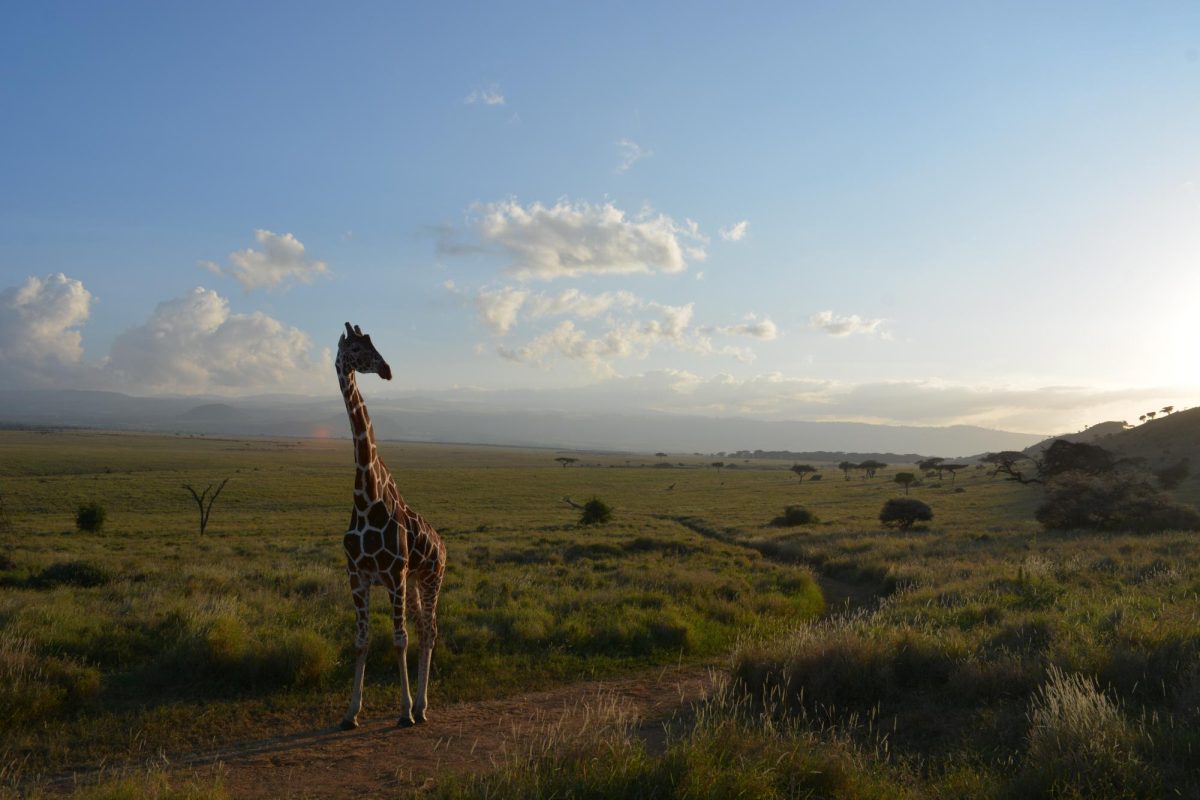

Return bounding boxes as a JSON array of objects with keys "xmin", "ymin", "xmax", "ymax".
[{"xmin": 378, "ymin": 363, "xmax": 393, "ymax": 381}]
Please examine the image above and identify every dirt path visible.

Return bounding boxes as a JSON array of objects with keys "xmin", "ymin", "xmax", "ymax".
[{"xmin": 159, "ymin": 663, "xmax": 718, "ymax": 798}]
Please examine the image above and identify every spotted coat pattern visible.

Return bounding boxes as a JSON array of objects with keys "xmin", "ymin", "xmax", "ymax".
[{"xmin": 336, "ymin": 323, "xmax": 446, "ymax": 730}]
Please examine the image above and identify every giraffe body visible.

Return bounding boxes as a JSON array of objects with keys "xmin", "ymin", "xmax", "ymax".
[{"xmin": 336, "ymin": 323, "xmax": 446, "ymax": 730}]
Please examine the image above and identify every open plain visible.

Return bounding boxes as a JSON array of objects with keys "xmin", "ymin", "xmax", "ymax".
[{"xmin": 2, "ymin": 428, "xmax": 1199, "ymax": 798}]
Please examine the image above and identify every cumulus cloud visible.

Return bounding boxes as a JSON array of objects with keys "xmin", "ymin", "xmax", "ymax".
[
  {"xmin": 0, "ymin": 273, "xmax": 93, "ymax": 388},
  {"xmin": 496, "ymin": 302, "xmax": 698, "ymax": 373},
  {"xmin": 464, "ymin": 86, "xmax": 505, "ymax": 106},
  {"xmin": 201, "ymin": 229, "xmax": 328, "ymax": 291},
  {"xmin": 616, "ymin": 138, "xmax": 651, "ymax": 173},
  {"xmin": 474, "ymin": 199, "xmax": 706, "ymax": 280},
  {"xmin": 809, "ymin": 309, "xmax": 885, "ymax": 337},
  {"xmin": 475, "ymin": 286, "xmax": 530, "ymax": 335},
  {"xmin": 719, "ymin": 220, "xmax": 749, "ymax": 241},
  {"xmin": 105, "ymin": 287, "xmax": 331, "ymax": 394}
]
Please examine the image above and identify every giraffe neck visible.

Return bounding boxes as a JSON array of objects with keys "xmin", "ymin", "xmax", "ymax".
[{"xmin": 337, "ymin": 359, "xmax": 390, "ymax": 500}]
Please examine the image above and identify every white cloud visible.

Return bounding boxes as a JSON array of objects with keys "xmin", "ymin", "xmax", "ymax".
[
  {"xmin": 474, "ymin": 199, "xmax": 706, "ymax": 280},
  {"xmin": 464, "ymin": 86, "xmax": 505, "ymax": 106},
  {"xmin": 475, "ymin": 286, "xmax": 530, "ymax": 335},
  {"xmin": 201, "ymin": 229, "xmax": 328, "ymax": 291},
  {"xmin": 711, "ymin": 315, "xmax": 779, "ymax": 340},
  {"xmin": 616, "ymin": 138, "xmax": 651, "ymax": 173},
  {"xmin": 809, "ymin": 309, "xmax": 885, "ymax": 337},
  {"xmin": 524, "ymin": 288, "xmax": 639, "ymax": 320},
  {"xmin": 0, "ymin": 273, "xmax": 92, "ymax": 388},
  {"xmin": 105, "ymin": 287, "xmax": 330, "ymax": 394},
  {"xmin": 719, "ymin": 220, "xmax": 749, "ymax": 242}
]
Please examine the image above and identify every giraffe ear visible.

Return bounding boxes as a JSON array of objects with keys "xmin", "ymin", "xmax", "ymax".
[
  {"xmin": 344, "ymin": 322, "xmax": 355, "ymax": 338},
  {"xmin": 353, "ymin": 325, "xmax": 363, "ymax": 337}
]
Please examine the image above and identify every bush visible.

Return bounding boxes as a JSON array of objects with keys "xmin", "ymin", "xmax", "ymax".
[
  {"xmin": 879, "ymin": 498, "xmax": 933, "ymax": 529},
  {"xmin": 1036, "ymin": 472, "xmax": 1200, "ymax": 533},
  {"xmin": 579, "ymin": 497, "xmax": 613, "ymax": 526},
  {"xmin": 771, "ymin": 505, "xmax": 818, "ymax": 526},
  {"xmin": 36, "ymin": 560, "xmax": 111, "ymax": 588},
  {"xmin": 75, "ymin": 502, "xmax": 107, "ymax": 532}
]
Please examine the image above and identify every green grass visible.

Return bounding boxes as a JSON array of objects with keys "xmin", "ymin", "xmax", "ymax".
[{"xmin": 3, "ymin": 430, "xmax": 1200, "ymax": 797}]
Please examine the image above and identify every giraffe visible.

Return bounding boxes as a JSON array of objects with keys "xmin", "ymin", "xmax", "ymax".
[{"xmin": 336, "ymin": 322, "xmax": 446, "ymax": 730}]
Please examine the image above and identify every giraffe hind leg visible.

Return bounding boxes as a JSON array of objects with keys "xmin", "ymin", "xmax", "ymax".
[{"xmin": 409, "ymin": 571, "xmax": 442, "ymax": 723}]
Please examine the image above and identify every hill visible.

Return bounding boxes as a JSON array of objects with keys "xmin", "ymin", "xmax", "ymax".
[{"xmin": 1026, "ymin": 409, "xmax": 1199, "ymax": 469}]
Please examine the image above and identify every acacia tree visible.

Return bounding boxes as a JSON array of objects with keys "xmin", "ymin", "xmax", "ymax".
[
  {"xmin": 790, "ymin": 464, "xmax": 818, "ymax": 482},
  {"xmin": 894, "ymin": 472, "xmax": 917, "ymax": 495},
  {"xmin": 838, "ymin": 461, "xmax": 856, "ymax": 481},
  {"xmin": 1162, "ymin": 405, "xmax": 1175, "ymax": 416},
  {"xmin": 711, "ymin": 461, "xmax": 725, "ymax": 471},
  {"xmin": 859, "ymin": 460, "xmax": 887, "ymax": 479},
  {"xmin": 555, "ymin": 457, "xmax": 578, "ymax": 468},
  {"xmin": 182, "ymin": 478, "xmax": 229, "ymax": 536},
  {"xmin": 941, "ymin": 464, "xmax": 967, "ymax": 483},
  {"xmin": 917, "ymin": 457, "xmax": 944, "ymax": 476},
  {"xmin": 1146, "ymin": 411, "xmax": 1158, "ymax": 421}
]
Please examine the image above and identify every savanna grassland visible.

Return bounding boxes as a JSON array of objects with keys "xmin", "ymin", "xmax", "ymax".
[{"xmin": 2, "ymin": 429, "xmax": 1200, "ymax": 799}]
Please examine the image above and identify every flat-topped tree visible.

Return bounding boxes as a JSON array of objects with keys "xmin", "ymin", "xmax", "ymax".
[
  {"xmin": 894, "ymin": 472, "xmax": 916, "ymax": 494},
  {"xmin": 859, "ymin": 460, "xmax": 887, "ymax": 479},
  {"xmin": 838, "ymin": 461, "xmax": 856, "ymax": 481},
  {"xmin": 941, "ymin": 464, "xmax": 967, "ymax": 482},
  {"xmin": 917, "ymin": 457, "xmax": 944, "ymax": 475},
  {"xmin": 790, "ymin": 464, "xmax": 817, "ymax": 482},
  {"xmin": 555, "ymin": 457, "xmax": 578, "ymax": 468}
]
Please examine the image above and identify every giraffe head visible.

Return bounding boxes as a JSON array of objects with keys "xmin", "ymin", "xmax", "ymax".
[{"xmin": 338, "ymin": 322, "xmax": 393, "ymax": 380}]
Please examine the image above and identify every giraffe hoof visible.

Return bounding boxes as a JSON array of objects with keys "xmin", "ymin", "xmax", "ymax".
[
  {"xmin": 396, "ymin": 714, "xmax": 416, "ymax": 728},
  {"xmin": 413, "ymin": 709, "xmax": 427, "ymax": 724},
  {"xmin": 340, "ymin": 717, "xmax": 359, "ymax": 731}
]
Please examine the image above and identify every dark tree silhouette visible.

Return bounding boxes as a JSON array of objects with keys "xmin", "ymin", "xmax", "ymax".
[
  {"xmin": 859, "ymin": 460, "xmax": 887, "ymax": 479},
  {"xmin": 941, "ymin": 464, "xmax": 967, "ymax": 483},
  {"xmin": 917, "ymin": 457, "xmax": 944, "ymax": 475},
  {"xmin": 880, "ymin": 498, "xmax": 933, "ymax": 530},
  {"xmin": 555, "ymin": 457, "xmax": 578, "ymax": 468},
  {"xmin": 983, "ymin": 451, "xmax": 1042, "ymax": 484},
  {"xmin": 182, "ymin": 478, "xmax": 229, "ymax": 536},
  {"xmin": 711, "ymin": 461, "xmax": 725, "ymax": 471},
  {"xmin": 1162, "ymin": 405, "xmax": 1175, "ymax": 416},
  {"xmin": 838, "ymin": 461, "xmax": 856, "ymax": 481},
  {"xmin": 790, "ymin": 464, "xmax": 818, "ymax": 482},
  {"xmin": 894, "ymin": 472, "xmax": 916, "ymax": 494}
]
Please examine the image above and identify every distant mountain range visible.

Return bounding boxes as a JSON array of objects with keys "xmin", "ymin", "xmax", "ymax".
[{"xmin": 0, "ymin": 389, "xmax": 1048, "ymax": 459}]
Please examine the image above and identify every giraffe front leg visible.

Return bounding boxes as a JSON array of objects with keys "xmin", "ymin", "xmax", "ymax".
[
  {"xmin": 341, "ymin": 573, "xmax": 370, "ymax": 730},
  {"xmin": 390, "ymin": 580, "xmax": 415, "ymax": 728}
]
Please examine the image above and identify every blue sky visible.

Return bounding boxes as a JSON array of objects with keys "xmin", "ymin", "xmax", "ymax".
[{"xmin": 1, "ymin": 1, "xmax": 1197, "ymax": 433}]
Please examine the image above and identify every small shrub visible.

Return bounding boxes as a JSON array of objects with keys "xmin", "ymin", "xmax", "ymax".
[
  {"xmin": 36, "ymin": 560, "xmax": 111, "ymax": 588},
  {"xmin": 771, "ymin": 505, "xmax": 817, "ymax": 527},
  {"xmin": 879, "ymin": 498, "xmax": 933, "ymax": 530},
  {"xmin": 579, "ymin": 497, "xmax": 613, "ymax": 526},
  {"xmin": 75, "ymin": 502, "xmax": 107, "ymax": 532},
  {"xmin": 254, "ymin": 630, "xmax": 334, "ymax": 688}
]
